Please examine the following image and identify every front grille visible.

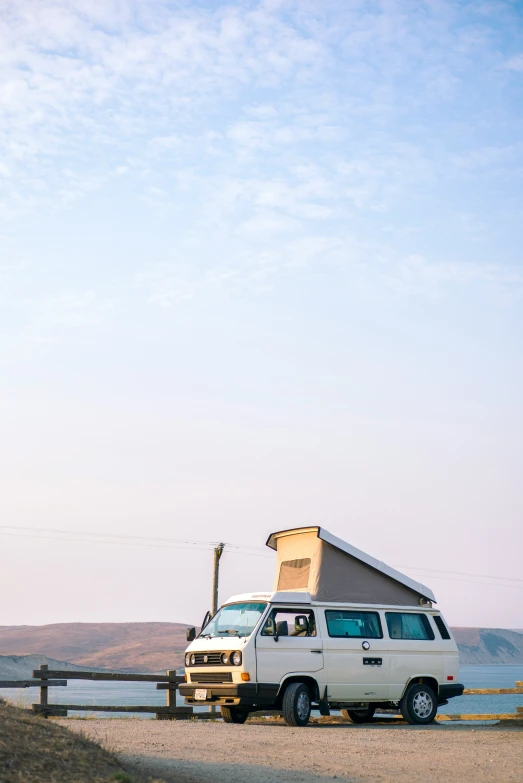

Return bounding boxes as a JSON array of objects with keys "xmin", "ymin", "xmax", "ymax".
[
  {"xmin": 191, "ymin": 672, "xmax": 233, "ymax": 684},
  {"xmin": 193, "ymin": 652, "xmax": 224, "ymax": 666},
  {"xmin": 433, "ymin": 616, "xmax": 451, "ymax": 640}
]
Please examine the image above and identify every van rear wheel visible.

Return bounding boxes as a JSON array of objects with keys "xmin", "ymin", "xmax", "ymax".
[
  {"xmin": 221, "ymin": 706, "xmax": 249, "ymax": 724},
  {"xmin": 400, "ymin": 683, "xmax": 437, "ymax": 725},
  {"xmin": 341, "ymin": 705, "xmax": 376, "ymax": 724},
  {"xmin": 282, "ymin": 682, "xmax": 311, "ymax": 727}
]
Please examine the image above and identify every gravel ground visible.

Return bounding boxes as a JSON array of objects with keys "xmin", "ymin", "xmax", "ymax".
[{"xmin": 61, "ymin": 717, "xmax": 523, "ymax": 783}]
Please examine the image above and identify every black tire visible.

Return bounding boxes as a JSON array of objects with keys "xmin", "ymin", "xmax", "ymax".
[
  {"xmin": 400, "ymin": 683, "xmax": 437, "ymax": 725},
  {"xmin": 221, "ymin": 706, "xmax": 249, "ymax": 724},
  {"xmin": 282, "ymin": 682, "xmax": 311, "ymax": 727},
  {"xmin": 341, "ymin": 705, "xmax": 376, "ymax": 724}
]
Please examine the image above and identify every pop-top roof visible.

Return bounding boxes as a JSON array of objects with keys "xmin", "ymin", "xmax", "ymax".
[{"xmin": 266, "ymin": 526, "xmax": 435, "ymax": 605}]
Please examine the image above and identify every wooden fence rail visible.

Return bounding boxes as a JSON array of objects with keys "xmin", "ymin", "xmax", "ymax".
[
  {"xmin": 0, "ymin": 679, "xmax": 67, "ymax": 689},
  {"xmin": 0, "ymin": 667, "xmax": 521, "ymax": 723},
  {"xmin": 462, "ymin": 687, "xmax": 523, "ymax": 695}
]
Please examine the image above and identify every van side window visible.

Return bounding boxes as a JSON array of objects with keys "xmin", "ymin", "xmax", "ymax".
[
  {"xmin": 261, "ymin": 608, "xmax": 316, "ymax": 637},
  {"xmin": 385, "ymin": 613, "xmax": 435, "ymax": 641},
  {"xmin": 325, "ymin": 610, "xmax": 382, "ymax": 638}
]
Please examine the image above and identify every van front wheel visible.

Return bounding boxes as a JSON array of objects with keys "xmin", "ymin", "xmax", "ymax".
[
  {"xmin": 341, "ymin": 705, "xmax": 376, "ymax": 724},
  {"xmin": 221, "ymin": 706, "xmax": 249, "ymax": 724},
  {"xmin": 400, "ymin": 683, "xmax": 437, "ymax": 725},
  {"xmin": 282, "ymin": 682, "xmax": 311, "ymax": 727}
]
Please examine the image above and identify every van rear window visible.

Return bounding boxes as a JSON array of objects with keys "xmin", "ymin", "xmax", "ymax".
[
  {"xmin": 385, "ymin": 612, "xmax": 435, "ymax": 640},
  {"xmin": 325, "ymin": 611, "xmax": 382, "ymax": 638},
  {"xmin": 433, "ymin": 615, "xmax": 451, "ymax": 640}
]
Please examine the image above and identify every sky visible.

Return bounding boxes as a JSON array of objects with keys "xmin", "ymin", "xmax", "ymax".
[{"xmin": 1, "ymin": 0, "xmax": 522, "ymax": 631}]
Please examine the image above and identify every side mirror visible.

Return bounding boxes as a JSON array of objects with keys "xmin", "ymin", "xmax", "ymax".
[
  {"xmin": 186, "ymin": 627, "xmax": 196, "ymax": 642},
  {"xmin": 274, "ymin": 620, "xmax": 288, "ymax": 643}
]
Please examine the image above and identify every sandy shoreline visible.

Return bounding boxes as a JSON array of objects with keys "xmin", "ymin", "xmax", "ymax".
[{"xmin": 61, "ymin": 718, "xmax": 523, "ymax": 783}]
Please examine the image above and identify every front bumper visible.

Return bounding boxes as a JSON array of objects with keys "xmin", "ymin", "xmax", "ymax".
[
  {"xmin": 179, "ymin": 683, "xmax": 278, "ymax": 708},
  {"xmin": 439, "ymin": 683, "xmax": 464, "ymax": 701}
]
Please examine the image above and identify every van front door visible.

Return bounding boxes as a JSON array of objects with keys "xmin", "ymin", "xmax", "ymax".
[
  {"xmin": 256, "ymin": 607, "xmax": 323, "ymax": 688},
  {"xmin": 321, "ymin": 609, "xmax": 390, "ymax": 701}
]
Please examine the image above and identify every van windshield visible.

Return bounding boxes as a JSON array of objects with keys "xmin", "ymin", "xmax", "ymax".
[{"xmin": 199, "ymin": 602, "xmax": 267, "ymax": 639}]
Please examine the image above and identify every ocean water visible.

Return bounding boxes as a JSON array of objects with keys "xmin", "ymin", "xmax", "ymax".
[
  {"xmin": 3, "ymin": 664, "xmax": 522, "ymax": 720},
  {"xmin": 448, "ymin": 664, "xmax": 523, "ymax": 718}
]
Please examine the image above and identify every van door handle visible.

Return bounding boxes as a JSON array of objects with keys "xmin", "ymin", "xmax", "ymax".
[{"xmin": 310, "ymin": 650, "xmax": 322, "ymax": 654}]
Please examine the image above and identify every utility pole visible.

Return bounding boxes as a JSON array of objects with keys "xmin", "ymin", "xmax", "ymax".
[
  {"xmin": 211, "ymin": 543, "xmax": 225, "ymax": 617},
  {"xmin": 210, "ymin": 543, "xmax": 224, "ymax": 717}
]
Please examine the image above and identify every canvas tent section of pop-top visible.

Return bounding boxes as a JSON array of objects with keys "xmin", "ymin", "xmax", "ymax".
[{"xmin": 266, "ymin": 527, "xmax": 435, "ymax": 606}]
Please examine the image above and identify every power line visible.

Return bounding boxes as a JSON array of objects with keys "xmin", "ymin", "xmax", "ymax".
[
  {"xmin": 0, "ymin": 525, "xmax": 220, "ymax": 548},
  {"xmin": 0, "ymin": 527, "xmax": 273, "ymax": 558},
  {"xmin": 393, "ymin": 563, "xmax": 523, "ymax": 585},
  {"xmin": 0, "ymin": 525, "xmax": 520, "ymax": 585},
  {"xmin": 0, "ymin": 525, "xmax": 271, "ymax": 553},
  {"xmin": 398, "ymin": 570, "xmax": 523, "ymax": 589},
  {"xmin": 0, "ymin": 530, "xmax": 216, "ymax": 552}
]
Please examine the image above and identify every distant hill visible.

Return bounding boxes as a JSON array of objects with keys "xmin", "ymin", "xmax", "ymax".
[
  {"xmin": 0, "ymin": 622, "xmax": 521, "ymax": 672},
  {"xmin": 0, "ymin": 654, "xmax": 109, "ymax": 679},
  {"xmin": 0, "ymin": 623, "xmax": 190, "ymax": 672},
  {"xmin": 452, "ymin": 627, "xmax": 523, "ymax": 664}
]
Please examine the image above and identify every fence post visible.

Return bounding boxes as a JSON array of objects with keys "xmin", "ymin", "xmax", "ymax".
[
  {"xmin": 166, "ymin": 670, "xmax": 177, "ymax": 710},
  {"xmin": 39, "ymin": 664, "xmax": 48, "ymax": 718}
]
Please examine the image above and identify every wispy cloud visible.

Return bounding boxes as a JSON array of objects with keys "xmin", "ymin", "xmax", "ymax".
[
  {"xmin": 501, "ymin": 53, "xmax": 523, "ymax": 72},
  {"xmin": 1, "ymin": 0, "xmax": 523, "ymax": 330}
]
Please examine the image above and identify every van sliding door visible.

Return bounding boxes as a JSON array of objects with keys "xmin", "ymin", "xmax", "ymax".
[{"xmin": 321, "ymin": 609, "xmax": 390, "ymax": 701}]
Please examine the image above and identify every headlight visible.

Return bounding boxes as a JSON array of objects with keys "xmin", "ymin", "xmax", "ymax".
[
  {"xmin": 232, "ymin": 651, "xmax": 242, "ymax": 666},
  {"xmin": 190, "ymin": 654, "xmax": 196, "ymax": 665},
  {"xmin": 185, "ymin": 653, "xmax": 191, "ymax": 667},
  {"xmin": 221, "ymin": 653, "xmax": 230, "ymax": 665}
]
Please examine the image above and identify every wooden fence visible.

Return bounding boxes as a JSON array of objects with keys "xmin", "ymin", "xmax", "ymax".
[
  {"xmin": 0, "ymin": 664, "xmax": 195, "ymax": 720},
  {"xmin": 0, "ymin": 666, "xmax": 522, "ymax": 723}
]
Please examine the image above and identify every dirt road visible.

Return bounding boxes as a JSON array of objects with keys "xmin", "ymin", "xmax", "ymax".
[{"xmin": 63, "ymin": 717, "xmax": 522, "ymax": 783}]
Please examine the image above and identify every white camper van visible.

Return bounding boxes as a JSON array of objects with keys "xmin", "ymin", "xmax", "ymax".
[{"xmin": 180, "ymin": 527, "xmax": 464, "ymax": 727}]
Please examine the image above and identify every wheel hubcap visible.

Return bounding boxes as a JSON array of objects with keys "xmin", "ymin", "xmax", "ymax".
[
  {"xmin": 412, "ymin": 691, "xmax": 433, "ymax": 718},
  {"xmin": 296, "ymin": 691, "xmax": 310, "ymax": 720}
]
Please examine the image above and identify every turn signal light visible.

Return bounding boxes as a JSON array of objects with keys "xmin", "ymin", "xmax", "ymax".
[
  {"xmin": 447, "ymin": 676, "xmax": 454, "ymax": 681},
  {"xmin": 184, "ymin": 674, "xmax": 187, "ymax": 682},
  {"xmin": 241, "ymin": 672, "xmax": 251, "ymax": 681}
]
